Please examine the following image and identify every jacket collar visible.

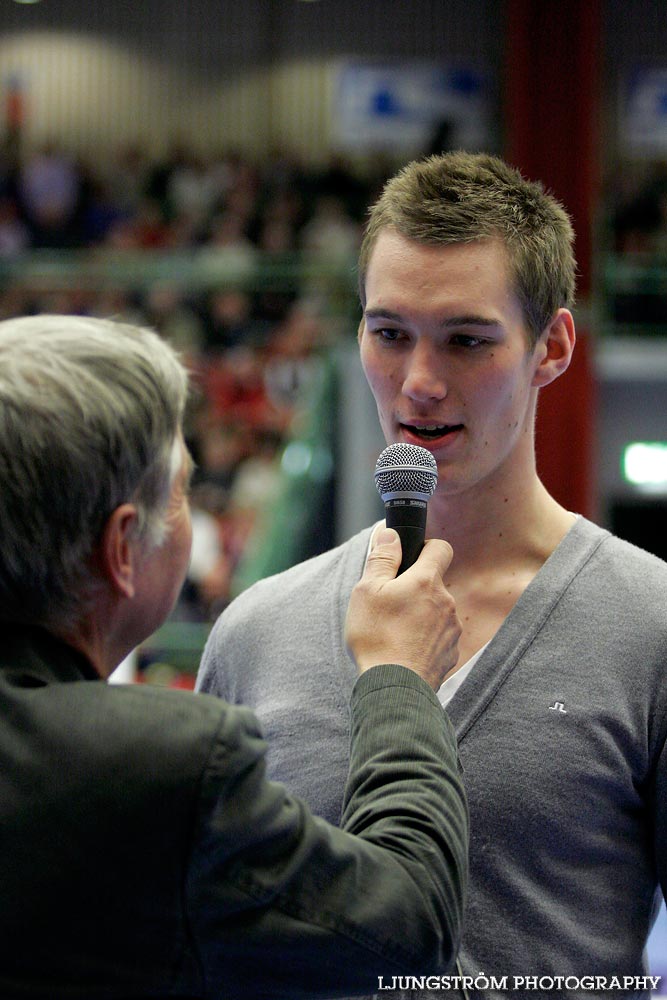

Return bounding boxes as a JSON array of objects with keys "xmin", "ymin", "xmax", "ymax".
[{"xmin": 1, "ymin": 623, "xmax": 101, "ymax": 684}]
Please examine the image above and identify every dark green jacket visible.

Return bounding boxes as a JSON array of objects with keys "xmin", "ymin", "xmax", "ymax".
[{"xmin": 0, "ymin": 624, "xmax": 467, "ymax": 999}]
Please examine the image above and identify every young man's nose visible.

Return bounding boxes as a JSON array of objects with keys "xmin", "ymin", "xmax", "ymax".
[{"xmin": 402, "ymin": 345, "xmax": 447, "ymax": 402}]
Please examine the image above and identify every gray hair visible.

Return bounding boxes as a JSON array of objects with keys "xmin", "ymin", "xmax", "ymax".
[
  {"xmin": 358, "ymin": 151, "xmax": 576, "ymax": 346},
  {"xmin": 0, "ymin": 314, "xmax": 189, "ymax": 630}
]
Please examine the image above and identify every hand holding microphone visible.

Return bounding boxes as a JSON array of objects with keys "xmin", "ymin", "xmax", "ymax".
[{"xmin": 345, "ymin": 444, "xmax": 460, "ymax": 691}]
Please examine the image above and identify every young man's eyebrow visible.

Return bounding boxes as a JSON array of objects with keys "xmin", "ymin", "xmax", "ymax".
[
  {"xmin": 440, "ymin": 315, "xmax": 499, "ymax": 329},
  {"xmin": 363, "ymin": 307, "xmax": 404, "ymax": 322},
  {"xmin": 364, "ymin": 307, "xmax": 499, "ymax": 329}
]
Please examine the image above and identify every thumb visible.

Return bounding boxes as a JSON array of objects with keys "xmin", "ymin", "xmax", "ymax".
[{"xmin": 363, "ymin": 527, "xmax": 402, "ymax": 582}]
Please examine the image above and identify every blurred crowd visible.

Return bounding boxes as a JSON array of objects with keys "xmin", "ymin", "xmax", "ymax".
[
  {"xmin": 0, "ymin": 140, "xmax": 389, "ymax": 627},
  {"xmin": 6, "ymin": 139, "xmax": 666, "ymax": 632},
  {"xmin": 0, "ymin": 139, "xmax": 379, "ymax": 254}
]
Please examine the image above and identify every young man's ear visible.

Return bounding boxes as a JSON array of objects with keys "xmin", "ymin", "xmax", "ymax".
[
  {"xmin": 98, "ymin": 503, "xmax": 140, "ymax": 599},
  {"xmin": 531, "ymin": 308, "xmax": 576, "ymax": 389}
]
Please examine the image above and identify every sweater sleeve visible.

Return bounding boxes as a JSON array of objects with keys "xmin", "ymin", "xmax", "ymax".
[
  {"xmin": 654, "ymin": 727, "xmax": 667, "ymax": 901},
  {"xmin": 184, "ymin": 664, "xmax": 468, "ymax": 1000}
]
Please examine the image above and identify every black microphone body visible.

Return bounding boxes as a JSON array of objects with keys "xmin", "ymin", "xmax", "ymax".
[
  {"xmin": 374, "ymin": 443, "xmax": 438, "ymax": 575},
  {"xmin": 385, "ymin": 495, "xmax": 429, "ymax": 575}
]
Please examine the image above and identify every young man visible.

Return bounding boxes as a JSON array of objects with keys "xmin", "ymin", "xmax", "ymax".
[
  {"xmin": 198, "ymin": 153, "xmax": 667, "ymax": 998},
  {"xmin": 0, "ymin": 314, "xmax": 469, "ymax": 998}
]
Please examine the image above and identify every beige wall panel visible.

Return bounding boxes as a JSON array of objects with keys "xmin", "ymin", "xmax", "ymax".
[
  {"xmin": 268, "ymin": 59, "xmax": 334, "ymax": 165},
  {"xmin": 182, "ymin": 69, "xmax": 273, "ymax": 160},
  {"xmin": 0, "ymin": 32, "xmax": 200, "ymax": 159},
  {"xmin": 0, "ymin": 33, "xmax": 293, "ymax": 162}
]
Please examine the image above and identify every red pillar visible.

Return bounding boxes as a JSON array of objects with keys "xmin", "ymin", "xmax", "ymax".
[{"xmin": 504, "ymin": 0, "xmax": 602, "ymax": 517}]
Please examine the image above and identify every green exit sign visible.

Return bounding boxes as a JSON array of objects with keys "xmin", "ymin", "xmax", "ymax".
[{"xmin": 623, "ymin": 442, "xmax": 667, "ymax": 490}]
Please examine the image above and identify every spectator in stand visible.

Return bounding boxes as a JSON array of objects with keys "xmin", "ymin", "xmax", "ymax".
[
  {"xmin": 17, "ymin": 142, "xmax": 83, "ymax": 247},
  {"xmin": 201, "ymin": 288, "xmax": 269, "ymax": 353},
  {"xmin": 141, "ymin": 283, "xmax": 205, "ymax": 358},
  {"xmin": 104, "ymin": 197, "xmax": 175, "ymax": 250},
  {"xmin": 166, "ymin": 151, "xmax": 218, "ymax": 232},
  {"xmin": 198, "ymin": 208, "xmax": 258, "ymax": 288},
  {"xmin": 0, "ymin": 195, "xmax": 30, "ymax": 256}
]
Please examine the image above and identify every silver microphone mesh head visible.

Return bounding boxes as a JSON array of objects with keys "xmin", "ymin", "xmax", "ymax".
[{"xmin": 374, "ymin": 442, "xmax": 438, "ymax": 500}]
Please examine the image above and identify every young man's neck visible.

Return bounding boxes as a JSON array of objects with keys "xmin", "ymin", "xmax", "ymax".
[{"xmin": 425, "ymin": 470, "xmax": 575, "ymax": 574}]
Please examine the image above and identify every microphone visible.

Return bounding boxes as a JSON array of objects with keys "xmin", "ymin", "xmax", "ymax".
[{"xmin": 374, "ymin": 443, "xmax": 438, "ymax": 575}]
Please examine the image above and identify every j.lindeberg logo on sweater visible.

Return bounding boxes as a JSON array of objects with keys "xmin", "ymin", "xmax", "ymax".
[{"xmin": 548, "ymin": 701, "xmax": 568, "ymax": 714}]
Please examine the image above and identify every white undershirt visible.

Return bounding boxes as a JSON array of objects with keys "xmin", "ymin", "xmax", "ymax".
[
  {"xmin": 364, "ymin": 522, "xmax": 486, "ymax": 706},
  {"xmin": 437, "ymin": 642, "xmax": 488, "ymax": 707}
]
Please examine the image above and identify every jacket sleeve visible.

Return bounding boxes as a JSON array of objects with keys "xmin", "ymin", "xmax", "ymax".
[{"xmin": 184, "ymin": 663, "xmax": 468, "ymax": 1000}]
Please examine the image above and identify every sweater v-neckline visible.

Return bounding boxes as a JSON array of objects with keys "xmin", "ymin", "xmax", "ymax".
[{"xmin": 444, "ymin": 516, "xmax": 608, "ymax": 740}]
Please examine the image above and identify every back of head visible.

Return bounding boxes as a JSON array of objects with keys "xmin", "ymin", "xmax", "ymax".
[
  {"xmin": 358, "ymin": 151, "xmax": 576, "ymax": 345},
  {"xmin": 0, "ymin": 315, "xmax": 188, "ymax": 630}
]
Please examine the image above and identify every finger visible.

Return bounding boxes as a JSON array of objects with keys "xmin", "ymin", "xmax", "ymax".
[
  {"xmin": 409, "ymin": 537, "xmax": 454, "ymax": 580},
  {"xmin": 362, "ymin": 527, "xmax": 402, "ymax": 582}
]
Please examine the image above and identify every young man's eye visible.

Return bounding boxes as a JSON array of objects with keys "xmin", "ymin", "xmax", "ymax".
[
  {"xmin": 375, "ymin": 327, "xmax": 403, "ymax": 343},
  {"xmin": 450, "ymin": 334, "xmax": 485, "ymax": 349}
]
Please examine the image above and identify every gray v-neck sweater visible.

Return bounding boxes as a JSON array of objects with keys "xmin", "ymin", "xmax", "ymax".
[{"xmin": 198, "ymin": 516, "xmax": 667, "ymax": 999}]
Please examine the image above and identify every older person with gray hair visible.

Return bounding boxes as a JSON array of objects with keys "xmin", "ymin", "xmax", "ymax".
[{"xmin": 0, "ymin": 314, "xmax": 468, "ymax": 999}]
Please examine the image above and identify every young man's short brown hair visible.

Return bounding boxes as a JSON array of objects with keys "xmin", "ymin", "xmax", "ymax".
[{"xmin": 358, "ymin": 151, "xmax": 576, "ymax": 346}]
